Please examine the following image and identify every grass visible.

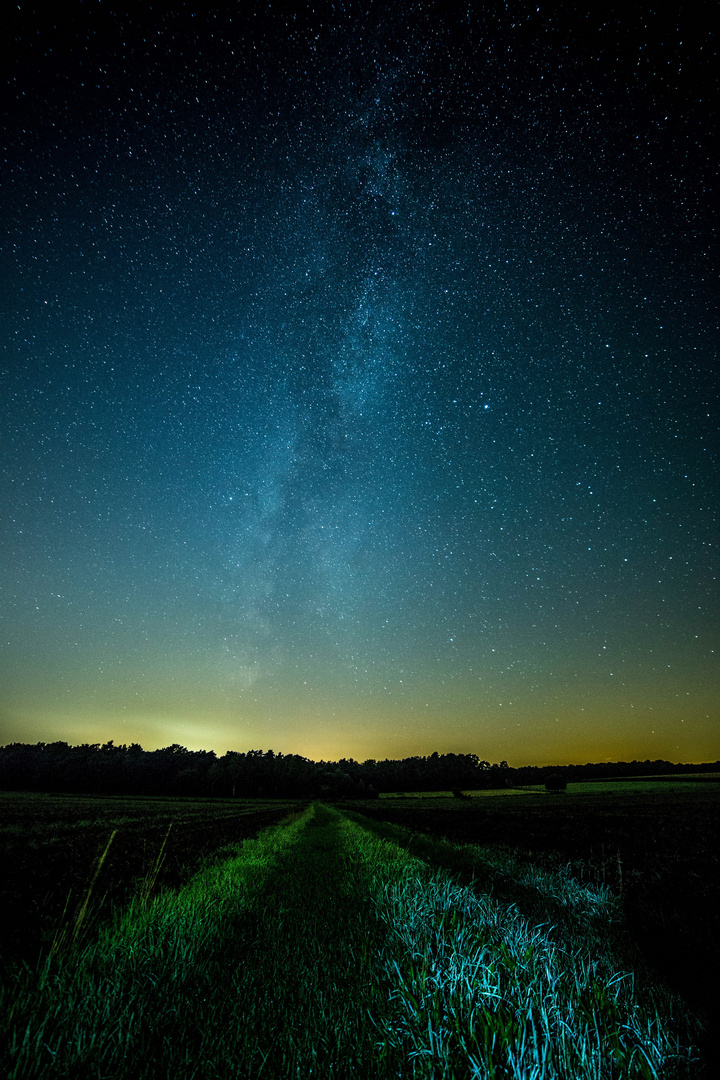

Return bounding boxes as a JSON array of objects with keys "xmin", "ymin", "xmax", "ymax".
[
  {"xmin": 1, "ymin": 804, "xmax": 399, "ymax": 1078},
  {"xmin": 367, "ymin": 850, "xmax": 697, "ymax": 1078},
  {"xmin": 0, "ymin": 802, "xmax": 704, "ymax": 1078},
  {"xmin": 345, "ymin": 782, "xmax": 720, "ymax": 1047},
  {"xmin": 2, "ymin": 807, "xmax": 311, "ymax": 1078},
  {"xmin": 380, "ymin": 776, "xmax": 720, "ymax": 799},
  {"xmin": 340, "ymin": 808, "xmax": 625, "ymax": 947},
  {"xmin": 380, "ymin": 789, "xmax": 535, "ymax": 799},
  {"xmin": 0, "ymin": 792, "xmax": 300, "ymax": 967},
  {"xmin": 522, "ymin": 778, "xmax": 720, "ymax": 795}
]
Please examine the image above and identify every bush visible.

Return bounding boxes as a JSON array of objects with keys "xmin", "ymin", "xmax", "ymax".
[{"xmin": 544, "ymin": 773, "xmax": 567, "ymax": 793}]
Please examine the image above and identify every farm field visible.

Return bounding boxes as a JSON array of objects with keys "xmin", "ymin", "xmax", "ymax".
[
  {"xmin": 0, "ymin": 791, "xmax": 301, "ymax": 968},
  {"xmin": 380, "ymin": 788, "xmax": 536, "ymax": 798},
  {"xmin": 380, "ymin": 775, "xmax": 720, "ymax": 798},
  {"xmin": 0, "ymin": 796, "xmax": 710, "ymax": 1077}
]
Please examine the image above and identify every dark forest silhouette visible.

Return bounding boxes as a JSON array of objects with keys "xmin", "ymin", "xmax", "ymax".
[{"xmin": 0, "ymin": 741, "xmax": 716, "ymax": 799}]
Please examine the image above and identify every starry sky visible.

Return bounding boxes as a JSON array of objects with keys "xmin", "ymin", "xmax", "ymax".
[{"xmin": 1, "ymin": 1, "xmax": 717, "ymax": 765}]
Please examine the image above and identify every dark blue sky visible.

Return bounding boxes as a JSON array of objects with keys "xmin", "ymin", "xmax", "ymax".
[{"xmin": 1, "ymin": 1, "xmax": 717, "ymax": 763}]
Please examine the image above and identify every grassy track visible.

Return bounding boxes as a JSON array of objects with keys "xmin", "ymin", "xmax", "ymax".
[
  {"xmin": 214, "ymin": 802, "xmax": 401, "ymax": 1077},
  {"xmin": 0, "ymin": 803, "xmax": 704, "ymax": 1078},
  {"xmin": 0, "ymin": 804, "xmax": 404, "ymax": 1078}
]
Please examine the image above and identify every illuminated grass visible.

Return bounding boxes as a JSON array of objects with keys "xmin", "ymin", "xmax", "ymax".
[
  {"xmin": 367, "ymin": 865, "xmax": 698, "ymax": 1078},
  {"xmin": 342, "ymin": 812, "xmax": 701, "ymax": 1078},
  {"xmin": 0, "ymin": 804, "xmax": 703, "ymax": 1078},
  {"xmin": 0, "ymin": 792, "xmax": 301, "ymax": 969},
  {"xmin": 2, "ymin": 807, "xmax": 313, "ymax": 1078}
]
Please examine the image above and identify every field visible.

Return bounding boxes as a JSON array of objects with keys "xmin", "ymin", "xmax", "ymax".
[
  {"xmin": 379, "ymin": 775, "xmax": 720, "ymax": 798},
  {"xmin": 0, "ymin": 783, "xmax": 716, "ymax": 1077}
]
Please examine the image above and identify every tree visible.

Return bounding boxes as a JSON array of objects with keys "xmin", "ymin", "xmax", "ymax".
[{"xmin": 544, "ymin": 773, "xmax": 567, "ymax": 793}]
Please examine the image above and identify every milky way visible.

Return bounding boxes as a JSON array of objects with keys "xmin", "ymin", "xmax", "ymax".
[{"xmin": 1, "ymin": 3, "xmax": 717, "ymax": 763}]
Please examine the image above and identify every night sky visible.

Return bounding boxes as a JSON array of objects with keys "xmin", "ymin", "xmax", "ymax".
[{"xmin": 1, "ymin": 2, "xmax": 717, "ymax": 765}]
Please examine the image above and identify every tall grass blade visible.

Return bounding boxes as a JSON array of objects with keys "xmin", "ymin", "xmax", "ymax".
[{"xmin": 49, "ymin": 829, "xmax": 117, "ymax": 959}]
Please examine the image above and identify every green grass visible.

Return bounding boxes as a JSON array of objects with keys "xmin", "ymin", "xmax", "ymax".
[
  {"xmin": 380, "ymin": 776, "xmax": 720, "ymax": 799},
  {"xmin": 0, "ymin": 792, "xmax": 301, "ymax": 968},
  {"xmin": 0, "ymin": 803, "xmax": 704, "ymax": 1078},
  {"xmin": 563, "ymin": 778, "xmax": 720, "ymax": 794},
  {"xmin": 379, "ymin": 789, "xmax": 535, "ymax": 799},
  {"xmin": 2, "ymin": 807, "xmax": 313, "ymax": 1078}
]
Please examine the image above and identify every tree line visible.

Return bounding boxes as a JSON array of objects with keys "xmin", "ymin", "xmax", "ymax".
[{"xmin": 0, "ymin": 741, "xmax": 716, "ymax": 799}]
